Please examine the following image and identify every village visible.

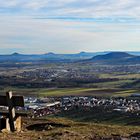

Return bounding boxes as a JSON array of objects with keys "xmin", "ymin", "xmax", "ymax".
[
  {"xmin": 0, "ymin": 94, "xmax": 140, "ymax": 119},
  {"xmin": 22, "ymin": 95, "xmax": 140, "ymax": 118}
]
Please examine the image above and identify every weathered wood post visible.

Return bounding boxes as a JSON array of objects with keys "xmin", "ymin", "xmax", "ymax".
[
  {"xmin": 0, "ymin": 91, "xmax": 26, "ymax": 132},
  {"xmin": 6, "ymin": 91, "xmax": 16, "ymax": 132}
]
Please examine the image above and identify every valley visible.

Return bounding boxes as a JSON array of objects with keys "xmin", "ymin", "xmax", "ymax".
[{"xmin": 0, "ymin": 52, "xmax": 140, "ymax": 139}]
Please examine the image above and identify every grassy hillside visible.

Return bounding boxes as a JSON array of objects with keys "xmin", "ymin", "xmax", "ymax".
[
  {"xmin": 56, "ymin": 107, "xmax": 140, "ymax": 126},
  {"xmin": 0, "ymin": 117, "xmax": 140, "ymax": 140}
]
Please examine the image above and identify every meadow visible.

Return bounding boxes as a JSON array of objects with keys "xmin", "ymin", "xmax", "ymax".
[{"xmin": 0, "ymin": 86, "xmax": 140, "ymax": 98}]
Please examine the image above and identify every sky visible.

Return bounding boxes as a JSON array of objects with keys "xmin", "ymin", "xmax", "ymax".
[{"xmin": 0, "ymin": 0, "xmax": 140, "ymax": 54}]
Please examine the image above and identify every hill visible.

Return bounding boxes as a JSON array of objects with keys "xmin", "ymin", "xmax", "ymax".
[
  {"xmin": 85, "ymin": 52, "xmax": 140, "ymax": 65},
  {"xmin": 92, "ymin": 52, "xmax": 133, "ymax": 59},
  {"xmin": 0, "ymin": 52, "xmax": 103, "ymax": 63},
  {"xmin": 0, "ymin": 51, "xmax": 139, "ymax": 65}
]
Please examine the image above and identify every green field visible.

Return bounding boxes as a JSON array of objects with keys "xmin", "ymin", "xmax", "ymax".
[
  {"xmin": 0, "ymin": 87, "xmax": 140, "ymax": 97},
  {"xmin": 38, "ymin": 88, "xmax": 139, "ymax": 97}
]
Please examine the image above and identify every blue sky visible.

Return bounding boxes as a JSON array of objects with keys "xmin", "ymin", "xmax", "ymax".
[{"xmin": 0, "ymin": 0, "xmax": 140, "ymax": 54}]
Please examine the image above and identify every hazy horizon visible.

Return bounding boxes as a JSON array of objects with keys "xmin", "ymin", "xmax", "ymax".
[
  {"xmin": 0, "ymin": 0, "xmax": 140, "ymax": 54},
  {"xmin": 0, "ymin": 50, "xmax": 140, "ymax": 55}
]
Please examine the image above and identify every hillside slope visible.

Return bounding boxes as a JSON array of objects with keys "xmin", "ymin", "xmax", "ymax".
[
  {"xmin": 85, "ymin": 52, "xmax": 140, "ymax": 65},
  {"xmin": 0, "ymin": 117, "xmax": 140, "ymax": 140}
]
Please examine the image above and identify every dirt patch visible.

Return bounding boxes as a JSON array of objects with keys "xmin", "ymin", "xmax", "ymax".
[
  {"xmin": 48, "ymin": 130, "xmax": 84, "ymax": 140},
  {"xmin": 130, "ymin": 133, "xmax": 140, "ymax": 138},
  {"xmin": 89, "ymin": 135, "xmax": 131, "ymax": 140},
  {"xmin": 26, "ymin": 122, "xmax": 70, "ymax": 131}
]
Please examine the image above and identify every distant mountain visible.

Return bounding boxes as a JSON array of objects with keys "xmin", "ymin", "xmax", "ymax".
[
  {"xmin": 92, "ymin": 52, "xmax": 133, "ymax": 60},
  {"xmin": 11, "ymin": 52, "xmax": 24, "ymax": 56},
  {"xmin": 43, "ymin": 52, "xmax": 106, "ymax": 60},
  {"xmin": 85, "ymin": 52, "xmax": 140, "ymax": 65},
  {"xmin": 0, "ymin": 51, "xmax": 139, "ymax": 65},
  {"xmin": 0, "ymin": 52, "xmax": 106, "ymax": 63},
  {"xmin": 0, "ymin": 52, "xmax": 96, "ymax": 63},
  {"xmin": 126, "ymin": 51, "xmax": 140, "ymax": 56}
]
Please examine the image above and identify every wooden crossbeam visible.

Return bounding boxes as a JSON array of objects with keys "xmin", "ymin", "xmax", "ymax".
[
  {"xmin": 0, "ymin": 110, "xmax": 29, "ymax": 117},
  {"xmin": 0, "ymin": 95, "xmax": 24, "ymax": 107}
]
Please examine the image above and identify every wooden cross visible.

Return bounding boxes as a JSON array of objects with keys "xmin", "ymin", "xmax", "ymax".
[{"xmin": 0, "ymin": 91, "xmax": 25, "ymax": 132}]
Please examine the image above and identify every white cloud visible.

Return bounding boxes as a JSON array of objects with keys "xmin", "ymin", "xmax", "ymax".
[
  {"xmin": 0, "ymin": 1, "xmax": 140, "ymax": 53},
  {"xmin": 0, "ymin": 0, "xmax": 140, "ymax": 18},
  {"xmin": 0, "ymin": 15, "xmax": 140, "ymax": 53}
]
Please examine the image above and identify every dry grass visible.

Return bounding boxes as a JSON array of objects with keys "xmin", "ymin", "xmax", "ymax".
[{"xmin": 0, "ymin": 117, "xmax": 140, "ymax": 140}]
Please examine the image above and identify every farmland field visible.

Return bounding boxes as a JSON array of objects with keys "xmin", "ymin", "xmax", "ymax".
[
  {"xmin": 0, "ymin": 62, "xmax": 140, "ymax": 140},
  {"xmin": 0, "ymin": 87, "xmax": 140, "ymax": 98}
]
